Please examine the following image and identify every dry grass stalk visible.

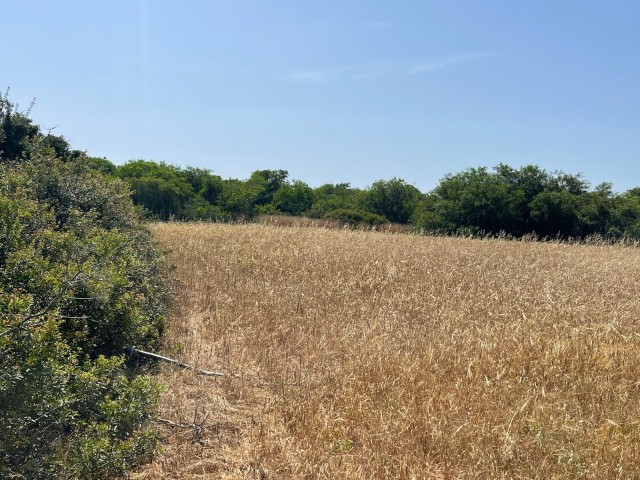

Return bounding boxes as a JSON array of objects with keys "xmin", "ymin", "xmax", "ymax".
[
  {"xmin": 254, "ymin": 214, "xmax": 412, "ymax": 233},
  {"xmin": 134, "ymin": 223, "xmax": 640, "ymax": 479}
]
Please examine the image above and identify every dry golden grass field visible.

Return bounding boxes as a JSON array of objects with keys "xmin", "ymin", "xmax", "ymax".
[{"xmin": 134, "ymin": 223, "xmax": 640, "ymax": 479}]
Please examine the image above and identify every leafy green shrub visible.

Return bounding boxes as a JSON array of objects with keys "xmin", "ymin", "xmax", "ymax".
[
  {"xmin": 324, "ymin": 208, "xmax": 387, "ymax": 226},
  {"xmin": 412, "ymin": 164, "xmax": 640, "ymax": 239},
  {"xmin": 363, "ymin": 178, "xmax": 422, "ymax": 224},
  {"xmin": 0, "ymin": 100, "xmax": 170, "ymax": 478},
  {"xmin": 184, "ymin": 197, "xmax": 231, "ymax": 221},
  {"xmin": 273, "ymin": 180, "xmax": 314, "ymax": 216}
]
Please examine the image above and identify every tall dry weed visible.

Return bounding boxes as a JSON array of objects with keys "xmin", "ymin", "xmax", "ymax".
[{"xmin": 135, "ymin": 223, "xmax": 640, "ymax": 479}]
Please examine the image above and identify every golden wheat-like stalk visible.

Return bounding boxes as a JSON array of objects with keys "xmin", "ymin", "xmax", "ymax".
[{"xmin": 133, "ymin": 223, "xmax": 640, "ymax": 479}]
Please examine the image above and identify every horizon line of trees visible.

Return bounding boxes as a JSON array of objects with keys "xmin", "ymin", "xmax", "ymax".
[
  {"xmin": 1, "ymin": 90, "xmax": 639, "ymax": 240},
  {"xmin": 88, "ymin": 157, "xmax": 640, "ymax": 240}
]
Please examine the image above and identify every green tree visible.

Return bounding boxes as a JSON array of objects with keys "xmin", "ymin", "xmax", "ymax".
[
  {"xmin": 414, "ymin": 167, "xmax": 524, "ymax": 235},
  {"xmin": 550, "ymin": 172, "xmax": 590, "ymax": 195},
  {"xmin": 0, "ymin": 91, "xmax": 39, "ymax": 161},
  {"xmin": 0, "ymin": 91, "xmax": 85, "ymax": 163},
  {"xmin": 364, "ymin": 178, "xmax": 422, "ymax": 224},
  {"xmin": 116, "ymin": 160, "xmax": 195, "ymax": 219},
  {"xmin": 609, "ymin": 189, "xmax": 640, "ymax": 238},
  {"xmin": 79, "ymin": 156, "xmax": 117, "ymax": 175},
  {"xmin": 323, "ymin": 208, "xmax": 387, "ymax": 226},
  {"xmin": 529, "ymin": 190, "xmax": 582, "ymax": 237},
  {"xmin": 219, "ymin": 178, "xmax": 263, "ymax": 218},
  {"xmin": 308, "ymin": 183, "xmax": 365, "ymax": 219},
  {"xmin": 412, "ymin": 164, "xmax": 629, "ymax": 239},
  {"xmin": 493, "ymin": 164, "xmax": 552, "ymax": 233},
  {"xmin": 180, "ymin": 166, "xmax": 224, "ymax": 205},
  {"xmin": 575, "ymin": 183, "xmax": 615, "ymax": 237},
  {"xmin": 247, "ymin": 169, "xmax": 289, "ymax": 206},
  {"xmin": 273, "ymin": 180, "xmax": 314, "ymax": 215}
]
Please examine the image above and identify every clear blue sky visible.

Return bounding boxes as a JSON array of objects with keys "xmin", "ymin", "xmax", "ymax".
[{"xmin": 4, "ymin": 1, "xmax": 639, "ymax": 192}]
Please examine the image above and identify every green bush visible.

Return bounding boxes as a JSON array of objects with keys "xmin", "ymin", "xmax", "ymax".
[
  {"xmin": 324, "ymin": 208, "xmax": 387, "ymax": 226},
  {"xmin": 363, "ymin": 178, "xmax": 422, "ymax": 224},
  {"xmin": 273, "ymin": 180, "xmax": 314, "ymax": 216},
  {"xmin": 0, "ymin": 103, "xmax": 170, "ymax": 478},
  {"xmin": 412, "ymin": 164, "xmax": 640, "ymax": 239}
]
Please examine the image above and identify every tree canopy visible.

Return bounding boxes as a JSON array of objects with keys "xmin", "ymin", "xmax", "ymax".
[
  {"xmin": 82, "ymin": 156, "xmax": 640, "ymax": 240},
  {"xmin": 4, "ymin": 90, "xmax": 639, "ymax": 241},
  {"xmin": 412, "ymin": 164, "xmax": 640, "ymax": 239}
]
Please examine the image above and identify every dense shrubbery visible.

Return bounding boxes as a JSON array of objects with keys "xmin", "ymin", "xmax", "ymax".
[
  {"xmin": 111, "ymin": 157, "xmax": 640, "ymax": 239},
  {"xmin": 113, "ymin": 162, "xmax": 424, "ymax": 227},
  {"xmin": 413, "ymin": 164, "xmax": 640, "ymax": 239},
  {"xmin": 323, "ymin": 208, "xmax": 387, "ymax": 226},
  {"xmin": 0, "ymin": 93, "xmax": 169, "ymax": 478},
  {"xmin": 5, "ymin": 92, "xmax": 639, "ymax": 239}
]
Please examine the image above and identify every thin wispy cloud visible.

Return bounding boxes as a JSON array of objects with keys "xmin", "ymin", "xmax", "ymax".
[
  {"xmin": 285, "ymin": 65, "xmax": 384, "ymax": 83},
  {"xmin": 408, "ymin": 52, "xmax": 501, "ymax": 75},
  {"xmin": 286, "ymin": 52, "xmax": 501, "ymax": 84},
  {"xmin": 286, "ymin": 71, "xmax": 335, "ymax": 83}
]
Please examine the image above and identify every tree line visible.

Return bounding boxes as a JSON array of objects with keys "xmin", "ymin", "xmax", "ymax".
[
  {"xmin": 2, "ymin": 92, "xmax": 639, "ymax": 241},
  {"xmin": 81, "ymin": 158, "xmax": 639, "ymax": 240}
]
